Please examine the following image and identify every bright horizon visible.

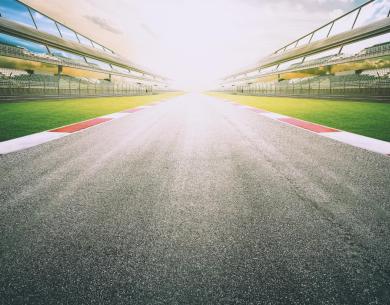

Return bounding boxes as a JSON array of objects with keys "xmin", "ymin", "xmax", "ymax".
[{"xmin": 22, "ymin": 0, "xmax": 366, "ymax": 90}]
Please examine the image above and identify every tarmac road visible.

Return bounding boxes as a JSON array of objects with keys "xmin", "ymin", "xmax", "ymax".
[{"xmin": 1, "ymin": 93, "xmax": 390, "ymax": 305}]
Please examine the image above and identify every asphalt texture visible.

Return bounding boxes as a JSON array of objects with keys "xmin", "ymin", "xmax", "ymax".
[{"xmin": 1, "ymin": 93, "xmax": 390, "ymax": 305}]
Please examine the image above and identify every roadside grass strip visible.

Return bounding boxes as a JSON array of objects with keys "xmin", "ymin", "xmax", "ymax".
[
  {"xmin": 220, "ymin": 99, "xmax": 390, "ymax": 156},
  {"xmin": 0, "ymin": 92, "xmax": 181, "ymax": 142},
  {"xmin": 0, "ymin": 99, "xmax": 167, "ymax": 155}
]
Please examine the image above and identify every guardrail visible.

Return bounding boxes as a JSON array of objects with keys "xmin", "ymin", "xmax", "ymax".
[
  {"xmin": 221, "ymin": 75, "xmax": 390, "ymax": 99},
  {"xmin": 0, "ymin": 74, "xmax": 157, "ymax": 98}
]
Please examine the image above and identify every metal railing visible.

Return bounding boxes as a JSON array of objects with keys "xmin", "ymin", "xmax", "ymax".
[
  {"xmin": 221, "ymin": 74, "xmax": 390, "ymax": 99},
  {"xmin": 0, "ymin": 74, "xmax": 157, "ymax": 98},
  {"xmin": 273, "ymin": 0, "xmax": 389, "ymax": 56}
]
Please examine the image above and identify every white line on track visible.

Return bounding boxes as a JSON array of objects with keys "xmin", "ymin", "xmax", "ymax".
[
  {"xmin": 99, "ymin": 113, "xmax": 131, "ymax": 119},
  {"xmin": 259, "ymin": 112, "xmax": 290, "ymax": 119},
  {"xmin": 0, "ymin": 132, "xmax": 68, "ymax": 155},
  {"xmin": 322, "ymin": 131, "xmax": 390, "ymax": 155}
]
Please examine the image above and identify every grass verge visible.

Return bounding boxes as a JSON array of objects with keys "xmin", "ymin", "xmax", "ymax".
[
  {"xmin": 0, "ymin": 92, "xmax": 181, "ymax": 142},
  {"xmin": 209, "ymin": 93, "xmax": 390, "ymax": 142}
]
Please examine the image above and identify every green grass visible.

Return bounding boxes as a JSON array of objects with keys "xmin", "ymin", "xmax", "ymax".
[
  {"xmin": 208, "ymin": 93, "xmax": 390, "ymax": 142},
  {"xmin": 0, "ymin": 93, "xmax": 181, "ymax": 142}
]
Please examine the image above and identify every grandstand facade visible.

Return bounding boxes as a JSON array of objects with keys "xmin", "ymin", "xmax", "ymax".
[
  {"xmin": 218, "ymin": 0, "xmax": 390, "ymax": 100},
  {"xmin": 0, "ymin": 0, "xmax": 170, "ymax": 99}
]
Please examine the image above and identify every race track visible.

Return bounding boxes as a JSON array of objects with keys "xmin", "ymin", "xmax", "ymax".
[{"xmin": 1, "ymin": 94, "xmax": 390, "ymax": 305}]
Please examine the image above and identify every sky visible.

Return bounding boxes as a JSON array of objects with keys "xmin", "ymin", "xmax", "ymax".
[{"xmin": 22, "ymin": 0, "xmax": 365, "ymax": 90}]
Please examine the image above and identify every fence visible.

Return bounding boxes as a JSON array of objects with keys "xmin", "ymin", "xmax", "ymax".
[
  {"xmin": 0, "ymin": 74, "xmax": 156, "ymax": 98},
  {"xmin": 222, "ymin": 75, "xmax": 390, "ymax": 99}
]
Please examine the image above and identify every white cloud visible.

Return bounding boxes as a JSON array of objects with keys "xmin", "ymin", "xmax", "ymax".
[{"xmin": 329, "ymin": 8, "xmax": 345, "ymax": 19}]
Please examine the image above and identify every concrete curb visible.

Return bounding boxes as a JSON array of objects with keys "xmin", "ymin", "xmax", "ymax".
[{"xmin": 223, "ymin": 100, "xmax": 390, "ymax": 156}]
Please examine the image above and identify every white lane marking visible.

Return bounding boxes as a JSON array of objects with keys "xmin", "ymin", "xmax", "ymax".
[
  {"xmin": 0, "ymin": 132, "xmax": 68, "ymax": 155},
  {"xmin": 99, "ymin": 112, "xmax": 130, "ymax": 119},
  {"xmin": 259, "ymin": 112, "xmax": 290, "ymax": 119},
  {"xmin": 322, "ymin": 131, "xmax": 390, "ymax": 155}
]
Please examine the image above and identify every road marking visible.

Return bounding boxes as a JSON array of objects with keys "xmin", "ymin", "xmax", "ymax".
[
  {"xmin": 50, "ymin": 118, "xmax": 112, "ymax": 133},
  {"xmin": 260, "ymin": 112, "xmax": 290, "ymax": 119},
  {"xmin": 322, "ymin": 131, "xmax": 390, "ymax": 155},
  {"xmin": 278, "ymin": 117, "xmax": 339, "ymax": 133},
  {"xmin": 100, "ymin": 113, "xmax": 130, "ymax": 119},
  {"xmin": 0, "ymin": 132, "xmax": 68, "ymax": 155}
]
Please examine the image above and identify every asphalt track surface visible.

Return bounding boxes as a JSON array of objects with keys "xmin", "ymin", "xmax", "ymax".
[{"xmin": 1, "ymin": 94, "xmax": 390, "ymax": 305}]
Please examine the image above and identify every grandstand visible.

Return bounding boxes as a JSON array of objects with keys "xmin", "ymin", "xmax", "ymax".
[
  {"xmin": 218, "ymin": 0, "xmax": 390, "ymax": 99},
  {"xmin": 0, "ymin": 0, "xmax": 170, "ymax": 99}
]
